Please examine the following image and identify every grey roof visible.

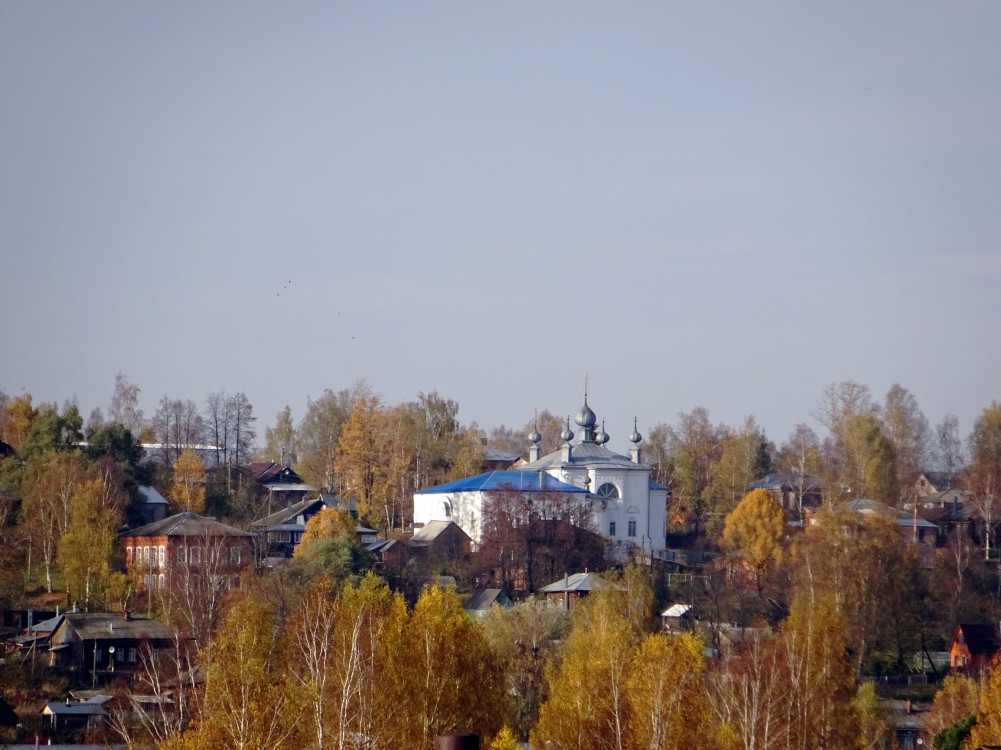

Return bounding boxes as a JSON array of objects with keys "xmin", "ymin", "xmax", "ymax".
[
  {"xmin": 411, "ymin": 520, "xmax": 469, "ymax": 545},
  {"xmin": 519, "ymin": 441, "xmax": 644, "ymax": 470},
  {"xmin": 43, "ymin": 702, "xmax": 108, "ymax": 717},
  {"xmin": 138, "ymin": 485, "xmax": 168, "ymax": 505},
  {"xmin": 538, "ymin": 572, "xmax": 614, "ymax": 594},
  {"xmin": 847, "ymin": 498, "xmax": 938, "ymax": 530},
  {"xmin": 464, "ymin": 588, "xmax": 509, "ymax": 611},
  {"xmin": 24, "ymin": 614, "xmax": 62, "ymax": 635},
  {"xmin": 483, "ymin": 447, "xmax": 520, "ymax": 463},
  {"xmin": 365, "ymin": 538, "xmax": 399, "ymax": 554},
  {"xmin": 54, "ymin": 613, "xmax": 176, "ymax": 642},
  {"xmin": 251, "ymin": 495, "xmax": 326, "ymax": 529},
  {"xmin": 123, "ymin": 511, "xmax": 252, "ymax": 538}
]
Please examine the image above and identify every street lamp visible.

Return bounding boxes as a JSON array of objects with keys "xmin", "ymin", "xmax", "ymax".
[{"xmin": 108, "ymin": 646, "xmax": 115, "ymax": 673}]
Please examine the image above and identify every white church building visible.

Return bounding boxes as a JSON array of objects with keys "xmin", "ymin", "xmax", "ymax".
[{"xmin": 413, "ymin": 395, "xmax": 669, "ymax": 555}]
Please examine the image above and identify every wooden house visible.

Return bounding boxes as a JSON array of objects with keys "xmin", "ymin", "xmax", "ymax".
[
  {"xmin": 949, "ymin": 623, "xmax": 1000, "ymax": 672},
  {"xmin": 48, "ymin": 612, "xmax": 176, "ymax": 686}
]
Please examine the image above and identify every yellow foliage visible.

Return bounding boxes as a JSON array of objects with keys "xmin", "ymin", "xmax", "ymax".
[
  {"xmin": 626, "ymin": 632, "xmax": 713, "ymax": 750},
  {"xmin": 293, "ymin": 507, "xmax": 356, "ymax": 557},
  {"xmin": 172, "ymin": 449, "xmax": 205, "ymax": 513},
  {"xmin": 925, "ymin": 673, "xmax": 979, "ymax": 738},
  {"xmin": 532, "ymin": 594, "xmax": 636, "ymax": 750},
  {"xmin": 722, "ymin": 488, "xmax": 784, "ymax": 572},
  {"xmin": 969, "ymin": 657, "xmax": 1001, "ymax": 747},
  {"xmin": 488, "ymin": 725, "xmax": 520, "ymax": 750}
]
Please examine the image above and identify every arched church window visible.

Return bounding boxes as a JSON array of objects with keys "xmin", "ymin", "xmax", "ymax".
[
  {"xmin": 442, "ymin": 500, "xmax": 452, "ymax": 518},
  {"xmin": 596, "ymin": 483, "xmax": 619, "ymax": 500}
]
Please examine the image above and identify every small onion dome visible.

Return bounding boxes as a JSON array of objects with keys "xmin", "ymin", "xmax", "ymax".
[
  {"xmin": 528, "ymin": 420, "xmax": 541, "ymax": 444},
  {"xmin": 560, "ymin": 417, "xmax": 575, "ymax": 443},
  {"xmin": 595, "ymin": 421, "xmax": 610, "ymax": 445},
  {"xmin": 629, "ymin": 417, "xmax": 642, "ymax": 444},
  {"xmin": 575, "ymin": 397, "xmax": 597, "ymax": 429}
]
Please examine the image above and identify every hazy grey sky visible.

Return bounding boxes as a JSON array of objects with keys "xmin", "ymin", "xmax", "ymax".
[{"xmin": 2, "ymin": 2, "xmax": 999, "ymax": 449}]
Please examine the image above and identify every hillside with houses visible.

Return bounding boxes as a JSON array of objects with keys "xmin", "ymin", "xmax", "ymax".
[{"xmin": 1, "ymin": 378, "xmax": 1001, "ymax": 749}]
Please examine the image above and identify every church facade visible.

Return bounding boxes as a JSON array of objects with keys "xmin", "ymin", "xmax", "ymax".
[{"xmin": 413, "ymin": 395, "xmax": 668, "ymax": 555}]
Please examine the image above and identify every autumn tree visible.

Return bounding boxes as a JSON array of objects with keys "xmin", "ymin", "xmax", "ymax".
[
  {"xmin": 85, "ymin": 422, "xmax": 151, "ymax": 525},
  {"xmin": 107, "ymin": 631, "xmax": 195, "ymax": 747},
  {"xmin": 814, "ymin": 380, "xmax": 876, "ymax": 436},
  {"xmin": 968, "ymin": 402, "xmax": 1001, "ymax": 559},
  {"xmin": 486, "ymin": 424, "xmax": 526, "ymax": 459},
  {"xmin": 151, "ymin": 396, "xmax": 205, "ymax": 467},
  {"xmin": 532, "ymin": 590, "xmax": 640, "ymax": 750},
  {"xmin": 19, "ymin": 450, "xmax": 91, "ymax": 591},
  {"xmin": 933, "ymin": 414, "xmax": 965, "ymax": 477},
  {"xmin": 853, "ymin": 680, "xmax": 891, "ymax": 750},
  {"xmin": 0, "ymin": 393, "xmax": 38, "ymax": 451},
  {"xmin": 391, "ymin": 584, "xmax": 504, "ymax": 747},
  {"xmin": 158, "ymin": 526, "xmax": 248, "ymax": 651},
  {"xmin": 286, "ymin": 574, "xmax": 408, "ymax": 750},
  {"xmin": 295, "ymin": 507, "xmax": 357, "ymax": 556},
  {"xmin": 57, "ymin": 474, "xmax": 125, "ymax": 609},
  {"xmin": 480, "ymin": 598, "xmax": 571, "ymax": 740},
  {"xmin": 704, "ymin": 419, "xmax": 772, "ymax": 537},
  {"xmin": 878, "ymin": 383, "xmax": 930, "ymax": 498},
  {"xmin": 967, "ymin": 656, "xmax": 1001, "ymax": 748},
  {"xmin": 17, "ymin": 401, "xmax": 83, "ymax": 463},
  {"xmin": 626, "ymin": 631, "xmax": 714, "ymax": 750},
  {"xmin": 108, "ymin": 371, "xmax": 145, "ymax": 436},
  {"xmin": 172, "ymin": 449, "xmax": 206, "ymax": 513},
  {"xmin": 260, "ymin": 405, "xmax": 296, "ymax": 464},
  {"xmin": 791, "ymin": 504, "xmax": 921, "ymax": 674},
  {"xmin": 925, "ymin": 673, "xmax": 979, "ymax": 740},
  {"xmin": 707, "ymin": 631, "xmax": 788, "ymax": 750},
  {"xmin": 203, "ymin": 391, "xmax": 257, "ymax": 468},
  {"xmin": 296, "ymin": 382, "xmax": 371, "ymax": 489},
  {"xmin": 776, "ymin": 423, "xmax": 824, "ymax": 521},
  {"xmin": 830, "ymin": 413, "xmax": 900, "ymax": 505},
  {"xmin": 171, "ymin": 596, "xmax": 304, "ymax": 750},
  {"xmin": 666, "ymin": 406, "xmax": 726, "ymax": 534},
  {"xmin": 779, "ymin": 594, "xmax": 858, "ymax": 750},
  {"xmin": 336, "ymin": 395, "xmax": 392, "ymax": 522},
  {"xmin": 288, "ymin": 507, "xmax": 371, "ymax": 586},
  {"xmin": 722, "ymin": 488, "xmax": 784, "ymax": 596},
  {"xmin": 643, "ymin": 423, "xmax": 676, "ymax": 490},
  {"xmin": 928, "ymin": 532, "xmax": 999, "ymax": 638}
]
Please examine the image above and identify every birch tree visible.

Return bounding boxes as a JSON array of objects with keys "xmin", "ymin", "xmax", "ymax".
[
  {"xmin": 626, "ymin": 632, "xmax": 714, "ymax": 750},
  {"xmin": 532, "ymin": 592, "xmax": 639, "ymax": 750},
  {"xmin": 969, "ymin": 402, "xmax": 1001, "ymax": 559},
  {"xmin": 172, "ymin": 596, "xmax": 303, "ymax": 750}
]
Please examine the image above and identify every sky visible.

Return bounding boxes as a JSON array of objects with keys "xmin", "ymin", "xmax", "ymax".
[{"xmin": 2, "ymin": 2, "xmax": 999, "ymax": 452}]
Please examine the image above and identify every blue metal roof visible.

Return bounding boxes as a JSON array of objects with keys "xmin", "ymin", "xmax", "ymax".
[{"xmin": 415, "ymin": 470, "xmax": 589, "ymax": 495}]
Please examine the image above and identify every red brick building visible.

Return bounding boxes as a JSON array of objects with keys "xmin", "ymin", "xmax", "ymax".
[{"xmin": 121, "ymin": 511, "xmax": 254, "ymax": 591}]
